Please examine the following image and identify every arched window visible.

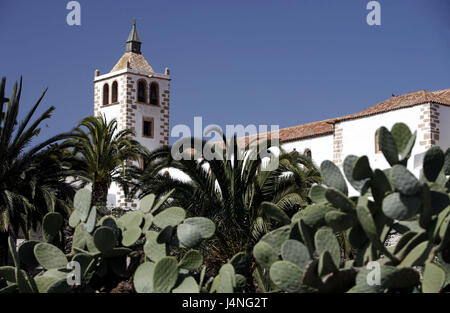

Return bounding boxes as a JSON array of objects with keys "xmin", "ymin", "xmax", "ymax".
[
  {"xmin": 137, "ymin": 80, "xmax": 147, "ymax": 103},
  {"xmin": 111, "ymin": 81, "xmax": 118, "ymax": 103},
  {"xmin": 304, "ymin": 148, "xmax": 312, "ymax": 159},
  {"xmin": 375, "ymin": 129, "xmax": 380, "ymax": 153},
  {"xmin": 102, "ymin": 84, "xmax": 109, "ymax": 105},
  {"xmin": 150, "ymin": 82, "xmax": 159, "ymax": 105}
]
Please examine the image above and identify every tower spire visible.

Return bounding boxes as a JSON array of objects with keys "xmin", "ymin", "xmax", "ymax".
[{"xmin": 126, "ymin": 21, "xmax": 142, "ymax": 54}]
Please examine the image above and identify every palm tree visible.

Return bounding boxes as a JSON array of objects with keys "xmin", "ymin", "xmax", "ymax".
[
  {"xmin": 64, "ymin": 115, "xmax": 142, "ymax": 207},
  {"xmin": 129, "ymin": 133, "xmax": 321, "ymax": 271},
  {"xmin": 0, "ymin": 77, "xmax": 74, "ymax": 265}
]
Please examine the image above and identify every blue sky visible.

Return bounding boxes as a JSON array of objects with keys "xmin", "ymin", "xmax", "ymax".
[{"xmin": 1, "ymin": 0, "xmax": 449, "ymax": 143}]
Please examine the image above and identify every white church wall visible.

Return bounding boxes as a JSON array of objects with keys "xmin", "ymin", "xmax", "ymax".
[
  {"xmin": 437, "ymin": 105, "xmax": 450, "ymax": 150},
  {"xmin": 339, "ymin": 105, "xmax": 425, "ymax": 180},
  {"xmin": 282, "ymin": 134, "xmax": 334, "ymax": 168},
  {"xmin": 98, "ymin": 102, "xmax": 121, "ymax": 126}
]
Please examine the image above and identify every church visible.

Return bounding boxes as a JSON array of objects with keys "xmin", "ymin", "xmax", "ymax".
[{"xmin": 94, "ymin": 24, "xmax": 450, "ymax": 208}]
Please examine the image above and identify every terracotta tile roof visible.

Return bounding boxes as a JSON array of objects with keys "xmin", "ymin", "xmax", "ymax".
[
  {"xmin": 432, "ymin": 88, "xmax": 450, "ymax": 100},
  {"xmin": 278, "ymin": 88, "xmax": 450, "ymax": 142},
  {"xmin": 335, "ymin": 89, "xmax": 450, "ymax": 123},
  {"xmin": 111, "ymin": 52, "xmax": 154, "ymax": 73},
  {"xmin": 278, "ymin": 119, "xmax": 334, "ymax": 142}
]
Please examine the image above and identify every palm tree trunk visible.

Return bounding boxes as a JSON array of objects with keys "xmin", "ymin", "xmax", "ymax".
[
  {"xmin": 91, "ymin": 181, "xmax": 109, "ymax": 207},
  {"xmin": 0, "ymin": 231, "xmax": 9, "ymax": 266}
]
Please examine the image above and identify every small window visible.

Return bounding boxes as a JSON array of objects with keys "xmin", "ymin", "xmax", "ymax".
[
  {"xmin": 102, "ymin": 84, "xmax": 109, "ymax": 105},
  {"xmin": 375, "ymin": 129, "xmax": 380, "ymax": 154},
  {"xmin": 137, "ymin": 80, "xmax": 147, "ymax": 103},
  {"xmin": 111, "ymin": 81, "xmax": 118, "ymax": 103},
  {"xmin": 304, "ymin": 148, "xmax": 312, "ymax": 159},
  {"xmin": 143, "ymin": 118, "xmax": 154, "ymax": 138},
  {"xmin": 150, "ymin": 82, "xmax": 159, "ymax": 105}
]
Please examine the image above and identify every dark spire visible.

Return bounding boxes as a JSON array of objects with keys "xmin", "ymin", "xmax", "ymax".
[{"xmin": 126, "ymin": 22, "xmax": 142, "ymax": 54}]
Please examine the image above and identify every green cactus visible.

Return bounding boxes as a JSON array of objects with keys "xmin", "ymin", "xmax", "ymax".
[
  {"xmin": 68, "ymin": 209, "xmax": 81, "ymax": 228},
  {"xmin": 259, "ymin": 225, "xmax": 290, "ymax": 255},
  {"xmin": 142, "ymin": 214, "xmax": 154, "ymax": 232},
  {"xmin": 308, "ymin": 185, "xmax": 328, "ymax": 203},
  {"xmin": 93, "ymin": 226, "xmax": 116, "ymax": 253},
  {"xmin": 281, "ymin": 239, "xmax": 310, "ymax": 270},
  {"xmin": 216, "ymin": 263, "xmax": 236, "ymax": 293},
  {"xmin": 34, "ymin": 243, "xmax": 68, "ymax": 270},
  {"xmin": 172, "ymin": 276, "xmax": 199, "ymax": 293},
  {"xmin": 118, "ymin": 210, "xmax": 144, "ymax": 230},
  {"xmin": 121, "ymin": 226, "xmax": 142, "ymax": 247},
  {"xmin": 133, "ymin": 262, "xmax": 155, "ymax": 293},
  {"xmin": 84, "ymin": 206, "xmax": 97, "ymax": 233},
  {"xmin": 352, "ymin": 156, "xmax": 372, "ymax": 180},
  {"xmin": 314, "ymin": 227, "xmax": 340, "ymax": 268},
  {"xmin": 176, "ymin": 223, "xmax": 202, "ymax": 248},
  {"xmin": 422, "ymin": 262, "xmax": 446, "ymax": 293},
  {"xmin": 144, "ymin": 230, "xmax": 167, "ymax": 262},
  {"xmin": 72, "ymin": 223, "xmax": 91, "ymax": 252},
  {"xmin": 343, "ymin": 155, "xmax": 369, "ymax": 192},
  {"xmin": 253, "ymin": 241, "xmax": 279, "ymax": 270},
  {"xmin": 140, "ymin": 193, "xmax": 156, "ymax": 213},
  {"xmin": 355, "ymin": 265, "xmax": 419, "ymax": 292},
  {"xmin": 324, "ymin": 188, "xmax": 355, "ymax": 214},
  {"xmin": 320, "ymin": 160, "xmax": 348, "ymax": 195},
  {"xmin": 382, "ymin": 192, "xmax": 421, "ymax": 220},
  {"xmin": 42, "ymin": 212, "xmax": 63, "ymax": 243},
  {"xmin": 423, "ymin": 146, "xmax": 445, "ymax": 182},
  {"xmin": 390, "ymin": 123, "xmax": 411, "ymax": 151},
  {"xmin": 298, "ymin": 219, "xmax": 315, "ymax": 255},
  {"xmin": 18, "ymin": 241, "xmax": 40, "ymax": 270},
  {"xmin": 156, "ymin": 225, "xmax": 174, "ymax": 244},
  {"xmin": 34, "ymin": 276, "xmax": 62, "ymax": 293},
  {"xmin": 175, "ymin": 217, "xmax": 215, "ymax": 249},
  {"xmin": 391, "ymin": 165, "xmax": 422, "ymax": 196},
  {"xmin": 325, "ymin": 210, "xmax": 354, "ymax": 232},
  {"xmin": 377, "ymin": 126, "xmax": 399, "ymax": 166},
  {"xmin": 399, "ymin": 241, "xmax": 431, "ymax": 267},
  {"xmin": 229, "ymin": 252, "xmax": 251, "ymax": 276},
  {"xmin": 153, "ymin": 206, "xmax": 186, "ymax": 229},
  {"xmin": 178, "ymin": 250, "xmax": 203, "ymax": 271},
  {"xmin": 152, "ymin": 257, "xmax": 179, "ymax": 293},
  {"xmin": 73, "ymin": 188, "xmax": 92, "ymax": 223},
  {"xmin": 444, "ymin": 148, "xmax": 450, "ymax": 175},
  {"xmin": 183, "ymin": 217, "xmax": 216, "ymax": 239},
  {"xmin": 269, "ymin": 261, "xmax": 304, "ymax": 293},
  {"xmin": 299, "ymin": 204, "xmax": 334, "ymax": 229},
  {"xmin": 261, "ymin": 202, "xmax": 290, "ymax": 225},
  {"xmin": 318, "ymin": 251, "xmax": 337, "ymax": 277}
]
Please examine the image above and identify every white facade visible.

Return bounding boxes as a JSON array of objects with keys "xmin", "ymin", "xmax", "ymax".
[
  {"xmin": 282, "ymin": 134, "xmax": 334, "ymax": 169},
  {"xmin": 338, "ymin": 106, "xmax": 424, "ymax": 175}
]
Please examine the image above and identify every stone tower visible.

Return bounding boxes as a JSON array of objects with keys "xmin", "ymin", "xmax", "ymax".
[{"xmin": 93, "ymin": 23, "xmax": 171, "ymax": 209}]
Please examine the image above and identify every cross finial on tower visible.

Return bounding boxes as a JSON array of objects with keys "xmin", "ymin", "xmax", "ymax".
[{"xmin": 126, "ymin": 19, "xmax": 142, "ymax": 54}]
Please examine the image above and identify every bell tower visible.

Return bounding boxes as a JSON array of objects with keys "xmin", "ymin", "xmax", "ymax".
[{"xmin": 93, "ymin": 23, "xmax": 171, "ymax": 209}]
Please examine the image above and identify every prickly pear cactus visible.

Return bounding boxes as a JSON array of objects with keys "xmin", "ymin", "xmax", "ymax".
[
  {"xmin": 254, "ymin": 123, "xmax": 450, "ymax": 293},
  {"xmin": 0, "ymin": 187, "xmax": 216, "ymax": 294}
]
